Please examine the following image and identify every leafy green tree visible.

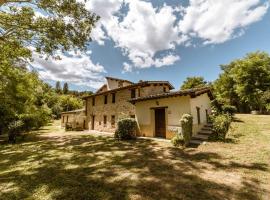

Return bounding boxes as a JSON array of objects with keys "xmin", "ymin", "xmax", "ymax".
[
  {"xmin": 0, "ymin": 0, "xmax": 99, "ymax": 57},
  {"xmin": 214, "ymin": 51, "xmax": 270, "ymax": 112},
  {"xmin": 59, "ymin": 95, "xmax": 83, "ymax": 112},
  {"xmin": 181, "ymin": 76, "xmax": 208, "ymax": 90},
  {"xmin": 55, "ymin": 81, "xmax": 62, "ymax": 94},
  {"xmin": 63, "ymin": 82, "xmax": 69, "ymax": 94}
]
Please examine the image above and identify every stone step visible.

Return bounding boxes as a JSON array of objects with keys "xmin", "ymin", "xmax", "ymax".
[
  {"xmin": 198, "ymin": 130, "xmax": 213, "ymax": 135},
  {"xmin": 201, "ymin": 127, "xmax": 212, "ymax": 131},
  {"xmin": 204, "ymin": 123, "xmax": 213, "ymax": 128},
  {"xmin": 189, "ymin": 139, "xmax": 203, "ymax": 145},
  {"xmin": 192, "ymin": 134, "xmax": 209, "ymax": 140}
]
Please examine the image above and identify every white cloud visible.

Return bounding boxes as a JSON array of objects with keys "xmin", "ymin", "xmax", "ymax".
[
  {"xmin": 31, "ymin": 51, "xmax": 106, "ymax": 89},
  {"xmin": 86, "ymin": 0, "xmax": 184, "ymax": 69},
  {"xmin": 86, "ymin": 0, "xmax": 268, "ymax": 71},
  {"xmin": 122, "ymin": 62, "xmax": 133, "ymax": 73},
  {"xmin": 179, "ymin": 0, "xmax": 269, "ymax": 44},
  {"xmin": 154, "ymin": 54, "xmax": 180, "ymax": 68},
  {"xmin": 108, "ymin": 0, "xmax": 185, "ymax": 68}
]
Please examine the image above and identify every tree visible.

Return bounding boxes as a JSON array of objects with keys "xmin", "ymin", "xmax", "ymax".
[
  {"xmin": 59, "ymin": 95, "xmax": 83, "ymax": 112},
  {"xmin": 181, "ymin": 76, "xmax": 208, "ymax": 90},
  {"xmin": 0, "ymin": 0, "xmax": 99, "ymax": 58},
  {"xmin": 55, "ymin": 81, "xmax": 62, "ymax": 94},
  {"xmin": 214, "ymin": 51, "xmax": 270, "ymax": 112},
  {"xmin": 63, "ymin": 82, "xmax": 69, "ymax": 94}
]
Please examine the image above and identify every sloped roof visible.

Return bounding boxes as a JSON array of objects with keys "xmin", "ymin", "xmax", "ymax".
[
  {"xmin": 129, "ymin": 87, "xmax": 213, "ymax": 104},
  {"xmin": 105, "ymin": 76, "xmax": 134, "ymax": 84},
  {"xmin": 82, "ymin": 80, "xmax": 174, "ymax": 99},
  {"xmin": 61, "ymin": 109, "xmax": 85, "ymax": 114}
]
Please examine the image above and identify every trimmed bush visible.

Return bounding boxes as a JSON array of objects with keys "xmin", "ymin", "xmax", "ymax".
[
  {"xmin": 180, "ymin": 114, "xmax": 193, "ymax": 146},
  {"xmin": 115, "ymin": 118, "xmax": 137, "ymax": 140},
  {"xmin": 222, "ymin": 105, "xmax": 237, "ymax": 116},
  {"xmin": 171, "ymin": 134, "xmax": 184, "ymax": 147},
  {"xmin": 211, "ymin": 114, "xmax": 232, "ymax": 140},
  {"xmin": 65, "ymin": 123, "xmax": 73, "ymax": 131}
]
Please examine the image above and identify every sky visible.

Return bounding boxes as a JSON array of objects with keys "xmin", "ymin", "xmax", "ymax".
[{"xmin": 31, "ymin": 0, "xmax": 270, "ymax": 92}]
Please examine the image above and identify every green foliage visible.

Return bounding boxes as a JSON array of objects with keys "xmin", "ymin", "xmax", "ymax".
[
  {"xmin": 211, "ymin": 114, "xmax": 232, "ymax": 141},
  {"xmin": 7, "ymin": 120, "xmax": 24, "ymax": 143},
  {"xmin": 171, "ymin": 134, "xmax": 184, "ymax": 147},
  {"xmin": 55, "ymin": 81, "xmax": 62, "ymax": 94},
  {"xmin": 65, "ymin": 123, "xmax": 73, "ymax": 132},
  {"xmin": 115, "ymin": 118, "xmax": 137, "ymax": 140},
  {"xmin": 59, "ymin": 95, "xmax": 83, "ymax": 112},
  {"xmin": 0, "ymin": 0, "xmax": 99, "ymax": 57},
  {"xmin": 63, "ymin": 82, "xmax": 69, "ymax": 94},
  {"xmin": 180, "ymin": 114, "xmax": 193, "ymax": 146},
  {"xmin": 214, "ymin": 51, "xmax": 270, "ymax": 113},
  {"xmin": 181, "ymin": 76, "xmax": 208, "ymax": 90},
  {"xmin": 221, "ymin": 105, "xmax": 237, "ymax": 116}
]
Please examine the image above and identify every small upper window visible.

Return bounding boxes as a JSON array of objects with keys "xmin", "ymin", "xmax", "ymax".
[
  {"xmin": 92, "ymin": 97, "xmax": 95, "ymax": 106},
  {"xmin": 131, "ymin": 89, "xmax": 136, "ymax": 98},
  {"xmin": 112, "ymin": 93, "xmax": 116, "ymax": 103},
  {"xmin": 104, "ymin": 95, "xmax": 108, "ymax": 104},
  {"xmin": 163, "ymin": 87, "xmax": 167, "ymax": 93},
  {"xmin": 118, "ymin": 81, "xmax": 123, "ymax": 88},
  {"xmin": 130, "ymin": 115, "xmax": 135, "ymax": 119}
]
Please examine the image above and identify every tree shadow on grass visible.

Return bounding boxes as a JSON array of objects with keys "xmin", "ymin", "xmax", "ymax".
[{"xmin": 0, "ymin": 134, "xmax": 268, "ymax": 200}]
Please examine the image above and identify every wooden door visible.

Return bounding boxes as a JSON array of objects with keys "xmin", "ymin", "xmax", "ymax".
[
  {"xmin": 91, "ymin": 116, "xmax": 95, "ymax": 130},
  {"xmin": 155, "ymin": 109, "xmax": 166, "ymax": 138}
]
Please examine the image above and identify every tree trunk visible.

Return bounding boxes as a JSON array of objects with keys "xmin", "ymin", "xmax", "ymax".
[{"xmin": 8, "ymin": 132, "xmax": 16, "ymax": 143}]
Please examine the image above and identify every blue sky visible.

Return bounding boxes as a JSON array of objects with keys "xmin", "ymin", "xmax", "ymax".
[{"xmin": 32, "ymin": 0, "xmax": 270, "ymax": 92}]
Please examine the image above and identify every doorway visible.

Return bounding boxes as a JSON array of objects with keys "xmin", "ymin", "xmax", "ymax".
[
  {"xmin": 196, "ymin": 107, "xmax": 201, "ymax": 124},
  {"xmin": 91, "ymin": 115, "xmax": 95, "ymax": 130},
  {"xmin": 155, "ymin": 108, "xmax": 166, "ymax": 138}
]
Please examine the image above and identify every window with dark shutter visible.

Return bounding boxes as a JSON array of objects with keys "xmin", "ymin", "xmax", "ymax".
[
  {"xmin": 131, "ymin": 89, "xmax": 136, "ymax": 98},
  {"xmin": 104, "ymin": 115, "xmax": 107, "ymax": 127},
  {"xmin": 104, "ymin": 95, "xmax": 108, "ymax": 104},
  {"xmin": 111, "ymin": 115, "xmax": 115, "ymax": 127},
  {"xmin": 92, "ymin": 97, "xmax": 95, "ymax": 106},
  {"xmin": 112, "ymin": 93, "xmax": 116, "ymax": 103}
]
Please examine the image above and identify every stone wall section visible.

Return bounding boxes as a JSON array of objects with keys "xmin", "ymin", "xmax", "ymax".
[{"xmin": 86, "ymin": 84, "xmax": 169, "ymax": 133}]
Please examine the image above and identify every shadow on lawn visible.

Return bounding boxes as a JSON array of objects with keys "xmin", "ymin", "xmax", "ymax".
[{"xmin": 0, "ymin": 134, "xmax": 268, "ymax": 200}]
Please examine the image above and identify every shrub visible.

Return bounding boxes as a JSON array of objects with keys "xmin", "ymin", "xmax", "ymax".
[
  {"xmin": 7, "ymin": 120, "xmax": 24, "ymax": 143},
  {"xmin": 180, "ymin": 114, "xmax": 193, "ymax": 146},
  {"xmin": 211, "ymin": 114, "xmax": 232, "ymax": 140},
  {"xmin": 65, "ymin": 123, "xmax": 73, "ymax": 131},
  {"xmin": 171, "ymin": 134, "xmax": 184, "ymax": 147},
  {"xmin": 222, "ymin": 105, "xmax": 237, "ymax": 116},
  {"xmin": 115, "ymin": 118, "xmax": 137, "ymax": 140}
]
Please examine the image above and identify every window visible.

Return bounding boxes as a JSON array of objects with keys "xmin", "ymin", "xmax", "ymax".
[
  {"xmin": 103, "ymin": 115, "xmax": 107, "ymax": 127},
  {"xmin": 111, "ymin": 115, "xmax": 115, "ymax": 127},
  {"xmin": 118, "ymin": 81, "xmax": 123, "ymax": 88},
  {"xmin": 163, "ymin": 87, "xmax": 167, "ymax": 93},
  {"xmin": 131, "ymin": 89, "xmax": 136, "ymax": 98},
  {"xmin": 104, "ymin": 95, "xmax": 108, "ymax": 104},
  {"xmin": 92, "ymin": 97, "xmax": 95, "ymax": 106},
  {"xmin": 130, "ymin": 115, "xmax": 135, "ymax": 119},
  {"xmin": 112, "ymin": 93, "xmax": 116, "ymax": 103},
  {"xmin": 138, "ymin": 88, "xmax": 141, "ymax": 97}
]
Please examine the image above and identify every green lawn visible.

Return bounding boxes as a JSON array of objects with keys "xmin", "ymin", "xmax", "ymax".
[{"xmin": 0, "ymin": 115, "xmax": 270, "ymax": 200}]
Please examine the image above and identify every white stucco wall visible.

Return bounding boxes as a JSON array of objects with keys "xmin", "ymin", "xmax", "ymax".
[{"xmin": 190, "ymin": 93, "xmax": 211, "ymax": 125}]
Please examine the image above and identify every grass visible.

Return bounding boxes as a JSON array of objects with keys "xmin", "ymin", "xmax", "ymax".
[{"xmin": 0, "ymin": 115, "xmax": 270, "ymax": 200}]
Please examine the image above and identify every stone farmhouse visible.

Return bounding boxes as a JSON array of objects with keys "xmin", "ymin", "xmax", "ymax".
[{"xmin": 61, "ymin": 76, "xmax": 213, "ymax": 139}]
